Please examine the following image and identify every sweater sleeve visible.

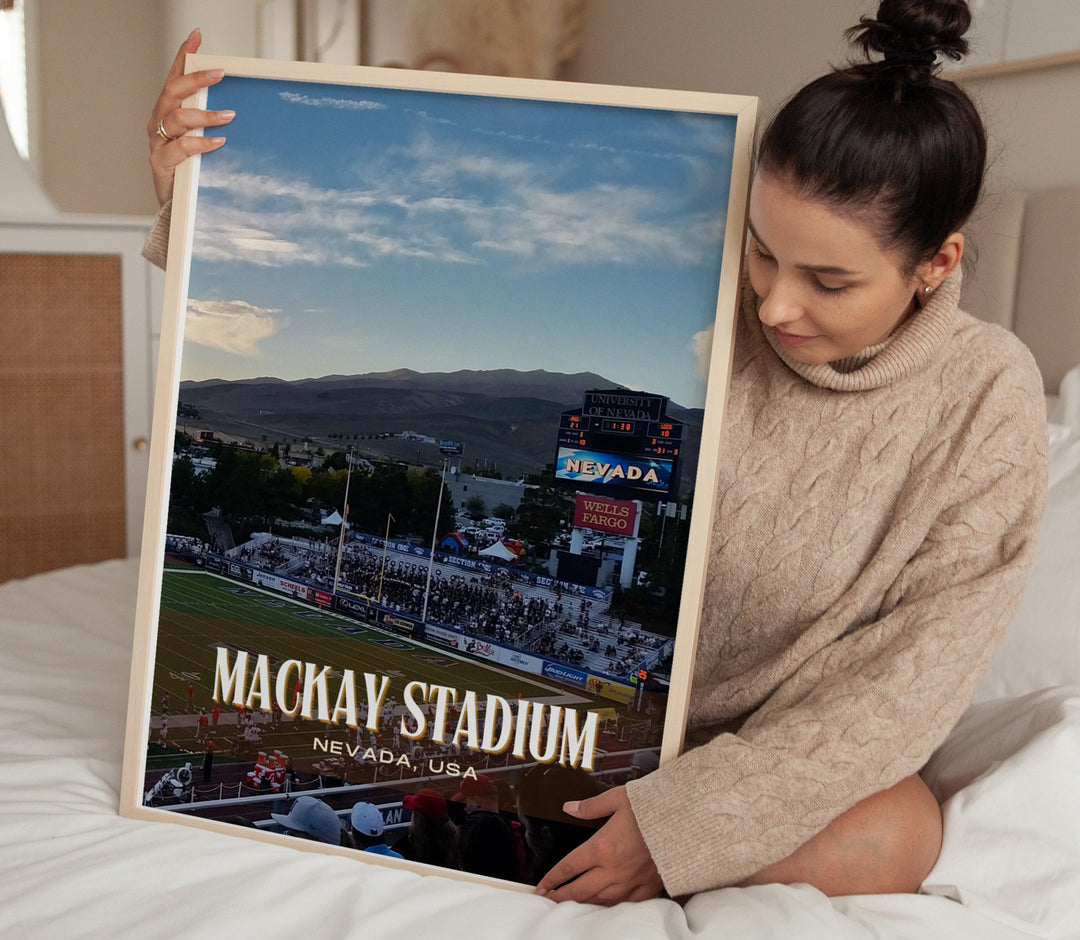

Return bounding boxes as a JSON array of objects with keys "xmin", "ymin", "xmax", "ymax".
[
  {"xmin": 141, "ymin": 199, "xmax": 172, "ymax": 271},
  {"xmin": 626, "ymin": 369, "xmax": 1048, "ymax": 897}
]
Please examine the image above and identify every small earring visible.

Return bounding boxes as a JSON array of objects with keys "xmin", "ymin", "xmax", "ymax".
[{"xmin": 923, "ymin": 286, "xmax": 933, "ymax": 294}]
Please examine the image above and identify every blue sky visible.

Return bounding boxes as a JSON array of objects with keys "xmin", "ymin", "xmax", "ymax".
[{"xmin": 182, "ymin": 74, "xmax": 738, "ymax": 409}]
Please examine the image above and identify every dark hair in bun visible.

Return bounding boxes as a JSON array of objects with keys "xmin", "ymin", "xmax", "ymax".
[
  {"xmin": 758, "ymin": 0, "xmax": 985, "ymax": 273},
  {"xmin": 849, "ymin": 0, "xmax": 971, "ymax": 86}
]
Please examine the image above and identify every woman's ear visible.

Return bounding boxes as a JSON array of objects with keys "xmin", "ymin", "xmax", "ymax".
[{"xmin": 920, "ymin": 232, "xmax": 964, "ymax": 292}]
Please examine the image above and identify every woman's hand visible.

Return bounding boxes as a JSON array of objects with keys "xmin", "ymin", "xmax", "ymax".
[
  {"xmin": 534, "ymin": 786, "xmax": 664, "ymax": 905},
  {"xmin": 147, "ymin": 28, "xmax": 233, "ymax": 206}
]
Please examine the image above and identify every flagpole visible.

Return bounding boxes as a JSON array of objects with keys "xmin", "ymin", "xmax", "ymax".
[{"xmin": 332, "ymin": 449, "xmax": 353, "ymax": 595}]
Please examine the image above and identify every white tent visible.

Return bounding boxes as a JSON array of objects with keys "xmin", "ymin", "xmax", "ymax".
[
  {"xmin": 479, "ymin": 540, "xmax": 518, "ymax": 562},
  {"xmin": 321, "ymin": 510, "xmax": 343, "ymax": 526}
]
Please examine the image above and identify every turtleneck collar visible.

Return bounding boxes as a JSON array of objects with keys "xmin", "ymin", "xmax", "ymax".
[{"xmin": 751, "ymin": 267, "xmax": 964, "ymax": 391}]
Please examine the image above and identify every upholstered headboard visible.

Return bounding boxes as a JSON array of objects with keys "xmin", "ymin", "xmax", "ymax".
[
  {"xmin": 961, "ymin": 186, "xmax": 1080, "ymax": 394},
  {"xmin": 0, "ymin": 107, "xmax": 160, "ymax": 582}
]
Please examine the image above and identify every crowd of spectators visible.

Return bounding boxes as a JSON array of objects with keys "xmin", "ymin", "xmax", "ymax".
[
  {"xmin": 228, "ymin": 535, "xmax": 666, "ymax": 680},
  {"xmin": 267, "ymin": 769, "xmax": 601, "ymax": 886}
]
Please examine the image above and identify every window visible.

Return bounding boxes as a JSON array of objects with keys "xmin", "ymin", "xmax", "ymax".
[{"xmin": 0, "ymin": 0, "xmax": 28, "ymax": 160}]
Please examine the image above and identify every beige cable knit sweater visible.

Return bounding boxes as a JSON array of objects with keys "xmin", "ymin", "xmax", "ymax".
[
  {"xmin": 626, "ymin": 268, "xmax": 1047, "ymax": 896},
  {"xmin": 142, "ymin": 200, "xmax": 171, "ymax": 270}
]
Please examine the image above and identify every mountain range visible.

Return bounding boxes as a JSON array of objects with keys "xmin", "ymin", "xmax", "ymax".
[{"xmin": 178, "ymin": 368, "xmax": 704, "ymax": 485}]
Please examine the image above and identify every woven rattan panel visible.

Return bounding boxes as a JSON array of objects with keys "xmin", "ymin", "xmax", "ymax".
[{"xmin": 0, "ymin": 253, "xmax": 126, "ymax": 582}]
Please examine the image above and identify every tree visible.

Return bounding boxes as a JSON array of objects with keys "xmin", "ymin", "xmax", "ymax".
[
  {"xmin": 166, "ymin": 454, "xmax": 210, "ymax": 538},
  {"xmin": 204, "ymin": 448, "xmax": 262, "ymax": 520},
  {"xmin": 407, "ymin": 468, "xmax": 454, "ymax": 539},
  {"xmin": 289, "ymin": 465, "xmax": 312, "ymax": 494},
  {"xmin": 260, "ymin": 465, "xmax": 305, "ymax": 521},
  {"xmin": 349, "ymin": 464, "xmax": 412, "ymax": 535},
  {"xmin": 509, "ymin": 482, "xmax": 573, "ymax": 547},
  {"xmin": 322, "ymin": 450, "xmax": 349, "ymax": 472},
  {"xmin": 306, "ymin": 467, "xmax": 350, "ymax": 518}
]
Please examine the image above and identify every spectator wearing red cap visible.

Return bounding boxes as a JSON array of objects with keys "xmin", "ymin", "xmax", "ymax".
[
  {"xmin": 453, "ymin": 774, "xmax": 499, "ymax": 814},
  {"xmin": 396, "ymin": 788, "xmax": 458, "ymax": 869}
]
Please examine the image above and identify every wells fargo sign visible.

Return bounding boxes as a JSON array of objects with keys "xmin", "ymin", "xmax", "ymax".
[{"xmin": 573, "ymin": 494, "xmax": 638, "ymax": 536}]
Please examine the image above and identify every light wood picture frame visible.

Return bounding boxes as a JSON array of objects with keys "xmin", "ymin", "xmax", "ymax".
[{"xmin": 120, "ymin": 54, "xmax": 756, "ymax": 890}]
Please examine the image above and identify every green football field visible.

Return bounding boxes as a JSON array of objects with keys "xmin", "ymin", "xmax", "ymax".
[{"xmin": 150, "ymin": 569, "xmax": 580, "ymax": 764}]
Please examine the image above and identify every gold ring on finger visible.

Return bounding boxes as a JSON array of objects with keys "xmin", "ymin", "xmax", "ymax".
[{"xmin": 157, "ymin": 117, "xmax": 180, "ymax": 141}]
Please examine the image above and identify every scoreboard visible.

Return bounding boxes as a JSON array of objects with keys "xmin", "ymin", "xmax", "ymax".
[
  {"xmin": 554, "ymin": 389, "xmax": 684, "ymax": 498},
  {"xmin": 558, "ymin": 413, "xmax": 682, "ymax": 461}
]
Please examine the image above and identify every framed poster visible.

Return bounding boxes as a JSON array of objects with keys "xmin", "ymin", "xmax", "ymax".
[{"xmin": 120, "ymin": 54, "xmax": 756, "ymax": 890}]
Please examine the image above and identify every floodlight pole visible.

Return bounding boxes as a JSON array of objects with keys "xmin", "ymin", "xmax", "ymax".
[
  {"xmin": 378, "ymin": 512, "xmax": 393, "ymax": 604},
  {"xmin": 332, "ymin": 449, "xmax": 353, "ymax": 595},
  {"xmin": 421, "ymin": 458, "xmax": 448, "ymax": 623}
]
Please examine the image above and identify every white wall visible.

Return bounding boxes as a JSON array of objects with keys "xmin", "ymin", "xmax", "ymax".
[
  {"xmin": 31, "ymin": 0, "xmax": 340, "ymax": 217},
  {"xmin": 25, "ymin": 0, "xmax": 1080, "ymax": 216},
  {"xmin": 961, "ymin": 61, "xmax": 1080, "ymax": 193},
  {"xmin": 161, "ymin": 0, "xmax": 266, "ymax": 61},
  {"xmin": 967, "ymin": 0, "xmax": 1080, "ymax": 68},
  {"xmin": 30, "ymin": 0, "xmax": 257, "ymax": 216},
  {"xmin": 566, "ymin": 0, "xmax": 857, "ymax": 114},
  {"xmin": 364, "ymin": 0, "xmax": 414, "ymax": 67},
  {"xmin": 567, "ymin": 0, "xmax": 1080, "ymax": 196},
  {"xmin": 35, "ymin": 0, "xmax": 165, "ymax": 216}
]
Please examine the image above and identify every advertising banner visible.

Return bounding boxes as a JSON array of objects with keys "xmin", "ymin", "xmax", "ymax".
[
  {"xmin": 573, "ymin": 494, "xmax": 639, "ymax": 536},
  {"xmin": 499, "ymin": 648, "xmax": 545, "ymax": 673},
  {"xmin": 423, "ymin": 624, "xmax": 462, "ymax": 650},
  {"xmin": 555, "ymin": 448, "xmax": 672, "ymax": 493},
  {"xmin": 543, "ymin": 661, "xmax": 589, "ymax": 688},
  {"xmin": 586, "ymin": 675, "xmax": 638, "ymax": 704},
  {"xmin": 380, "ymin": 612, "xmax": 420, "ymax": 637}
]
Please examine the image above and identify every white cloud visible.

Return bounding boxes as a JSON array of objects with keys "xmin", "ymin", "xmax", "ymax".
[
  {"xmin": 470, "ymin": 182, "xmax": 720, "ymax": 266},
  {"xmin": 404, "ymin": 108, "xmax": 457, "ymax": 126},
  {"xmin": 279, "ymin": 91, "xmax": 386, "ymax": 111},
  {"xmin": 193, "ymin": 221, "xmax": 317, "ymax": 267},
  {"xmin": 193, "ymin": 135, "xmax": 720, "ymax": 271},
  {"xmin": 199, "ymin": 166, "xmax": 376, "ymax": 209},
  {"xmin": 185, "ymin": 299, "xmax": 283, "ymax": 356},
  {"xmin": 344, "ymin": 230, "xmax": 478, "ymax": 265}
]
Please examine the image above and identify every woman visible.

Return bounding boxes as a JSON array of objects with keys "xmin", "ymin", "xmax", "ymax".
[
  {"xmin": 145, "ymin": 1, "xmax": 1047, "ymax": 905},
  {"xmin": 533, "ymin": 0, "xmax": 1046, "ymax": 904}
]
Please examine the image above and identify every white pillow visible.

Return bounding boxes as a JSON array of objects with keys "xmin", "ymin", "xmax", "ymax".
[
  {"xmin": 1046, "ymin": 360, "xmax": 1080, "ymax": 430},
  {"xmin": 973, "ymin": 364, "xmax": 1080, "ymax": 702}
]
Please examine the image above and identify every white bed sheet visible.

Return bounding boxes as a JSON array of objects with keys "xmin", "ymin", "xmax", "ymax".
[{"xmin": 1, "ymin": 560, "xmax": 1077, "ymax": 939}]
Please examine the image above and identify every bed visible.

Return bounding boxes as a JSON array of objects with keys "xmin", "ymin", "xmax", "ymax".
[{"xmin": 2, "ymin": 186, "xmax": 1079, "ymax": 937}]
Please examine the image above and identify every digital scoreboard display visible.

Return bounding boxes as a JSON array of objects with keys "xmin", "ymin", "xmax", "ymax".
[{"xmin": 554, "ymin": 389, "xmax": 684, "ymax": 498}]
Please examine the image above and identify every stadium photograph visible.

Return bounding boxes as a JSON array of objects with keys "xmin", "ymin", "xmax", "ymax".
[{"xmin": 136, "ymin": 65, "xmax": 740, "ymax": 884}]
